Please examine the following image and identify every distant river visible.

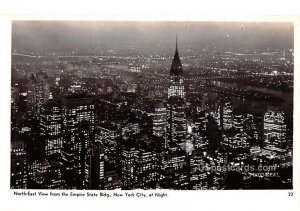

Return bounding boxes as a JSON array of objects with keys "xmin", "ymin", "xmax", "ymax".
[{"xmin": 212, "ymin": 80, "xmax": 293, "ymax": 113}]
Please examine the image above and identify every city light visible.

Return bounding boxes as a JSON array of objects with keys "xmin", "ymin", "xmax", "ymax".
[{"xmin": 10, "ymin": 21, "xmax": 293, "ymax": 190}]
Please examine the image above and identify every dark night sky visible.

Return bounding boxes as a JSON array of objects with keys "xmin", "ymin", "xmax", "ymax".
[{"xmin": 12, "ymin": 21, "xmax": 294, "ymax": 53}]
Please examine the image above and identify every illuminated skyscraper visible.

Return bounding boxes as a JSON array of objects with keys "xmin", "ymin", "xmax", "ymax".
[
  {"xmin": 27, "ymin": 71, "xmax": 50, "ymax": 117},
  {"xmin": 221, "ymin": 129, "xmax": 249, "ymax": 163},
  {"xmin": 11, "ymin": 86, "xmax": 20, "ymax": 129},
  {"xmin": 189, "ymin": 149, "xmax": 209, "ymax": 190},
  {"xmin": 168, "ymin": 35, "xmax": 185, "ymax": 99},
  {"xmin": 29, "ymin": 159, "xmax": 63, "ymax": 189},
  {"xmin": 159, "ymin": 36, "xmax": 189, "ymax": 189},
  {"xmin": 166, "ymin": 97, "xmax": 187, "ymax": 151},
  {"xmin": 11, "ymin": 131, "xmax": 28, "ymax": 189},
  {"xmin": 40, "ymin": 100, "xmax": 63, "ymax": 157},
  {"xmin": 97, "ymin": 125, "xmax": 119, "ymax": 165},
  {"xmin": 165, "ymin": 36, "xmax": 187, "ymax": 151},
  {"xmin": 152, "ymin": 101, "xmax": 167, "ymax": 137},
  {"xmin": 61, "ymin": 94, "xmax": 95, "ymax": 189},
  {"xmin": 134, "ymin": 134, "xmax": 159, "ymax": 189},
  {"xmin": 222, "ymin": 101, "xmax": 233, "ymax": 130},
  {"xmin": 121, "ymin": 141, "xmax": 138, "ymax": 189},
  {"xmin": 263, "ymin": 110, "xmax": 287, "ymax": 155}
]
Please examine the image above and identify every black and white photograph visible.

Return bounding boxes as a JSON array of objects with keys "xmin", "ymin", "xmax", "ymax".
[{"xmin": 10, "ymin": 20, "xmax": 294, "ymax": 190}]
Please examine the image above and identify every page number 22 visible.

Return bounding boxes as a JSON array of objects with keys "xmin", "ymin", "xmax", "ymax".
[{"xmin": 288, "ymin": 192, "xmax": 293, "ymax": 197}]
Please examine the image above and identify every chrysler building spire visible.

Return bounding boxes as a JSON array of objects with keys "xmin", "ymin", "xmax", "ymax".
[
  {"xmin": 168, "ymin": 34, "xmax": 185, "ymax": 99},
  {"xmin": 170, "ymin": 34, "xmax": 183, "ymax": 78}
]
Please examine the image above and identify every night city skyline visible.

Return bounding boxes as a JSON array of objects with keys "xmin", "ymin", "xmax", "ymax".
[{"xmin": 11, "ymin": 21, "xmax": 293, "ymax": 190}]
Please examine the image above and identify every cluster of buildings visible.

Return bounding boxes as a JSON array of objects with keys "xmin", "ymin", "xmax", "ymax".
[{"xmin": 11, "ymin": 39, "xmax": 292, "ymax": 190}]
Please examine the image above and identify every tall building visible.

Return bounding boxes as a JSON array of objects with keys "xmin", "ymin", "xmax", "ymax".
[
  {"xmin": 121, "ymin": 133, "xmax": 159, "ymax": 190},
  {"xmin": 194, "ymin": 111, "xmax": 208, "ymax": 135},
  {"xmin": 220, "ymin": 109, "xmax": 250, "ymax": 163},
  {"xmin": 166, "ymin": 97, "xmax": 187, "ymax": 151},
  {"xmin": 40, "ymin": 100, "xmax": 63, "ymax": 157},
  {"xmin": 166, "ymin": 36, "xmax": 187, "ymax": 150},
  {"xmin": 206, "ymin": 115, "xmax": 221, "ymax": 151},
  {"xmin": 152, "ymin": 101, "xmax": 167, "ymax": 137},
  {"xmin": 96, "ymin": 125, "xmax": 119, "ymax": 166},
  {"xmin": 11, "ymin": 86, "xmax": 20, "ymax": 129},
  {"xmin": 168, "ymin": 35, "xmax": 185, "ymax": 99},
  {"xmin": 121, "ymin": 141, "xmax": 138, "ymax": 189},
  {"xmin": 27, "ymin": 71, "xmax": 50, "ymax": 117},
  {"xmin": 85, "ymin": 143, "xmax": 105, "ymax": 189},
  {"xmin": 11, "ymin": 131, "xmax": 28, "ymax": 189},
  {"xmin": 158, "ymin": 151, "xmax": 189, "ymax": 189},
  {"xmin": 222, "ymin": 101, "xmax": 233, "ymax": 130},
  {"xmin": 61, "ymin": 94, "xmax": 95, "ymax": 189},
  {"xmin": 221, "ymin": 129, "xmax": 249, "ymax": 163},
  {"xmin": 159, "ymin": 36, "xmax": 189, "ymax": 189},
  {"xmin": 263, "ymin": 110, "xmax": 287, "ymax": 155},
  {"xmin": 29, "ymin": 159, "xmax": 63, "ymax": 189},
  {"xmin": 189, "ymin": 149, "xmax": 209, "ymax": 190},
  {"xmin": 134, "ymin": 134, "xmax": 159, "ymax": 189}
]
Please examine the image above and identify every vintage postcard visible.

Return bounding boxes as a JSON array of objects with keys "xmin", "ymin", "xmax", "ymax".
[
  {"xmin": 10, "ymin": 20, "xmax": 294, "ymax": 190},
  {"xmin": 0, "ymin": 2, "xmax": 299, "ymax": 211}
]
